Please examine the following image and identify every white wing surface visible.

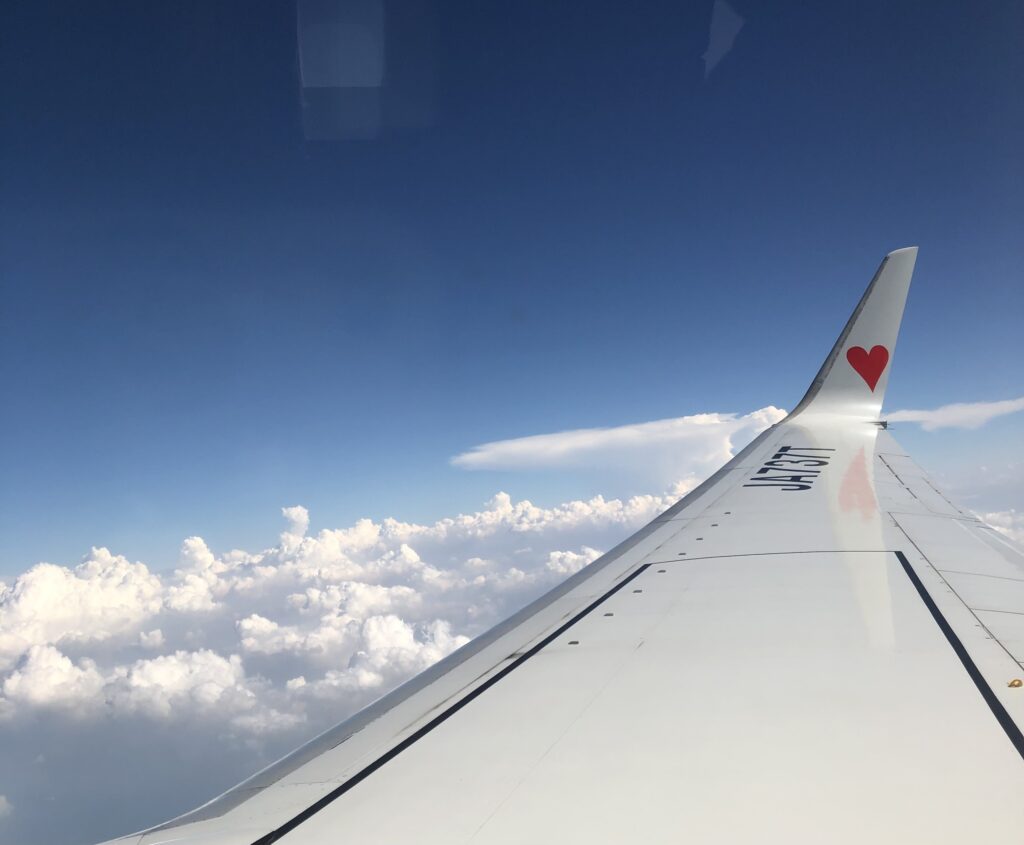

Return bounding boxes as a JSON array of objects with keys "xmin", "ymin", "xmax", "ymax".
[{"xmin": 100, "ymin": 247, "xmax": 1024, "ymax": 844}]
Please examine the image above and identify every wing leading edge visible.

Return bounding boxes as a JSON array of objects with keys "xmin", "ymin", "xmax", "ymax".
[{"xmin": 99, "ymin": 248, "xmax": 1024, "ymax": 845}]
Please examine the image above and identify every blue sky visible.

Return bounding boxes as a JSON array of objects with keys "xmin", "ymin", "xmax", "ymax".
[
  {"xmin": 2, "ymin": 0, "xmax": 1022, "ymax": 576},
  {"xmin": 2, "ymin": 4, "xmax": 1024, "ymax": 843}
]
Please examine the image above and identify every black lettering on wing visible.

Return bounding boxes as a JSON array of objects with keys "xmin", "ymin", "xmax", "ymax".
[
  {"xmin": 745, "ymin": 445, "xmax": 835, "ymax": 492},
  {"xmin": 754, "ymin": 469, "xmax": 820, "ymax": 483}
]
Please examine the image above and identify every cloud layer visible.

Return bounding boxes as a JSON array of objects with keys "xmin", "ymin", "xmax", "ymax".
[
  {"xmin": 0, "ymin": 492, "xmax": 687, "ymax": 727},
  {"xmin": 1, "ymin": 397, "xmax": 1019, "ymax": 844},
  {"xmin": 0, "ymin": 486, "xmax": 687, "ymax": 845},
  {"xmin": 888, "ymin": 397, "xmax": 1024, "ymax": 431}
]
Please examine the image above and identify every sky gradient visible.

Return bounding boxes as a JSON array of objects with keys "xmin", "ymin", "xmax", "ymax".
[
  {"xmin": 0, "ymin": 4, "xmax": 1022, "ymax": 841},
  {"xmin": 2, "ymin": 0, "xmax": 1021, "ymax": 576}
]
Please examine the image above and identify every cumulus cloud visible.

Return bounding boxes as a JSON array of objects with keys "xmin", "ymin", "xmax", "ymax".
[
  {"xmin": 0, "ymin": 644, "xmax": 295, "ymax": 733},
  {"xmin": 139, "ymin": 629, "xmax": 165, "ymax": 649},
  {"xmin": 0, "ymin": 484, "xmax": 688, "ymax": 732},
  {"xmin": 0, "ymin": 548, "xmax": 163, "ymax": 671},
  {"xmin": 2, "ymin": 646, "xmax": 105, "ymax": 710},
  {"xmin": 888, "ymin": 397, "xmax": 1024, "ymax": 431},
  {"xmin": 297, "ymin": 617, "xmax": 469, "ymax": 699},
  {"xmin": 546, "ymin": 546, "xmax": 602, "ymax": 576},
  {"xmin": 0, "ymin": 481, "xmax": 692, "ymax": 844}
]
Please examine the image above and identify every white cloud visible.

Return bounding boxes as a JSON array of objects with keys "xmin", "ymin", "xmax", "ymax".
[
  {"xmin": 0, "ymin": 548, "xmax": 163, "ymax": 671},
  {"xmin": 281, "ymin": 505, "xmax": 311, "ymax": 553},
  {"xmin": 2, "ymin": 646, "xmax": 105, "ymax": 711},
  {"xmin": 0, "ymin": 644, "xmax": 291, "ymax": 731},
  {"xmin": 451, "ymin": 407, "xmax": 786, "ymax": 481},
  {"xmin": 106, "ymin": 650, "xmax": 284, "ymax": 727},
  {"xmin": 237, "ymin": 614, "xmax": 313, "ymax": 656},
  {"xmin": 165, "ymin": 537, "xmax": 229, "ymax": 612},
  {"xmin": 888, "ymin": 397, "xmax": 1024, "ymax": 431},
  {"xmin": 295, "ymin": 616, "xmax": 470, "ymax": 699},
  {"xmin": 139, "ymin": 629, "xmax": 165, "ymax": 649},
  {"xmin": 546, "ymin": 546, "xmax": 602, "ymax": 576},
  {"xmin": 0, "ymin": 484, "xmax": 687, "ymax": 734},
  {"xmin": 979, "ymin": 510, "xmax": 1024, "ymax": 545},
  {"xmin": 0, "ymin": 447, "xmax": 709, "ymax": 845},
  {"xmin": 0, "ymin": 794, "xmax": 11, "ymax": 819}
]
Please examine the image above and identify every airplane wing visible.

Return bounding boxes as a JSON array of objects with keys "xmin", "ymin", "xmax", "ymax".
[{"xmin": 100, "ymin": 247, "xmax": 1024, "ymax": 844}]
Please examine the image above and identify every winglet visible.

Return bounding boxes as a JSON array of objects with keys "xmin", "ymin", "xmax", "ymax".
[{"xmin": 788, "ymin": 247, "xmax": 917, "ymax": 421}]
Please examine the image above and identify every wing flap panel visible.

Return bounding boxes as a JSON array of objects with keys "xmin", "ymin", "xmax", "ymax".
[{"xmin": 264, "ymin": 551, "xmax": 1024, "ymax": 845}]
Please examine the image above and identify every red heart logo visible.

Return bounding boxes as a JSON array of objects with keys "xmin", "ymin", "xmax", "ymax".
[{"xmin": 846, "ymin": 345, "xmax": 889, "ymax": 391}]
